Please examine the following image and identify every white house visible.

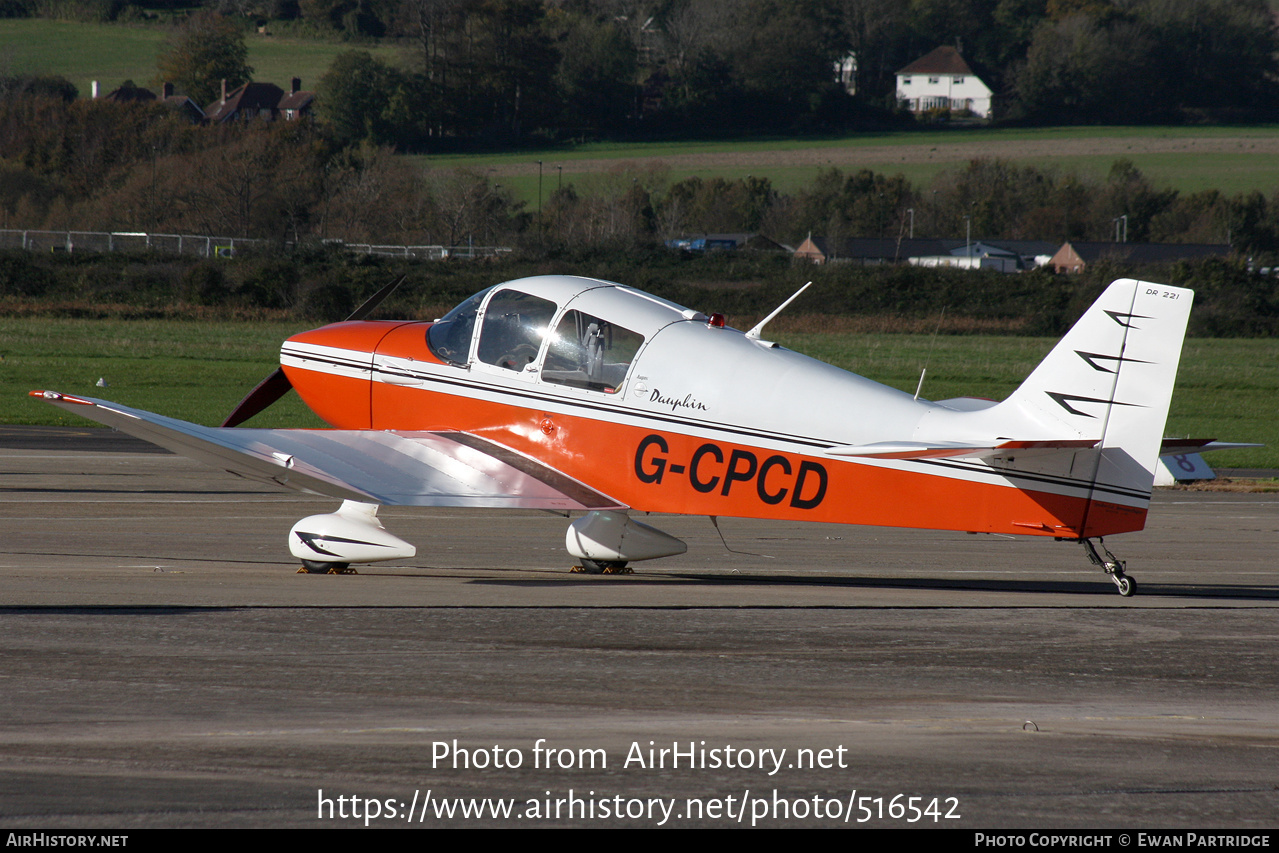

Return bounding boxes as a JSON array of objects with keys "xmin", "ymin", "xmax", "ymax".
[
  {"xmin": 896, "ymin": 46, "xmax": 992, "ymax": 119},
  {"xmin": 834, "ymin": 52, "xmax": 857, "ymax": 95}
]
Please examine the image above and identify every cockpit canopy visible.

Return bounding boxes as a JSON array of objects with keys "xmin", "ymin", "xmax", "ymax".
[{"xmin": 427, "ymin": 276, "xmax": 692, "ymax": 394}]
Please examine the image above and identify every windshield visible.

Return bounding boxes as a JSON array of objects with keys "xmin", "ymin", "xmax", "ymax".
[{"xmin": 426, "ymin": 287, "xmax": 491, "ymax": 365}]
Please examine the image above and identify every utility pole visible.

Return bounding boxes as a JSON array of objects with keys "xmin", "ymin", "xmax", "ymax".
[{"xmin": 1113, "ymin": 214, "xmax": 1128, "ymax": 243}]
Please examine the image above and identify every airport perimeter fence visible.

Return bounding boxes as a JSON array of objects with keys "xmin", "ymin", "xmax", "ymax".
[{"xmin": 0, "ymin": 229, "xmax": 511, "ymax": 261}]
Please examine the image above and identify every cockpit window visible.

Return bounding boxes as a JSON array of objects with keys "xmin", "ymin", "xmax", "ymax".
[
  {"xmin": 476, "ymin": 289, "xmax": 557, "ymax": 372},
  {"xmin": 427, "ymin": 287, "xmax": 490, "ymax": 366},
  {"xmin": 541, "ymin": 310, "xmax": 643, "ymax": 393}
]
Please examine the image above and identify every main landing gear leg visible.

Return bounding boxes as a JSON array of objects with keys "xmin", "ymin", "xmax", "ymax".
[{"xmin": 1079, "ymin": 537, "xmax": 1136, "ymax": 597}]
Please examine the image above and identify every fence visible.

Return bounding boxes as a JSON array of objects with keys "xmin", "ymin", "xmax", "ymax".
[
  {"xmin": 0, "ymin": 229, "xmax": 266, "ymax": 257},
  {"xmin": 0, "ymin": 229, "xmax": 510, "ymax": 261},
  {"xmin": 340, "ymin": 242, "xmax": 512, "ymax": 260}
]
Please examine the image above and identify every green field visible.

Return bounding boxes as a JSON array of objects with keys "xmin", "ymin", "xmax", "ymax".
[
  {"xmin": 3, "ymin": 317, "xmax": 1274, "ymax": 469},
  {"xmin": 414, "ymin": 125, "xmax": 1279, "ymax": 207},
  {"xmin": 434, "ymin": 158, "xmax": 1279, "ymax": 213},
  {"xmin": 2, "ymin": 317, "xmax": 324, "ymax": 429},
  {"xmin": 424, "ymin": 125, "xmax": 1279, "ymax": 166},
  {"xmin": 0, "ymin": 18, "xmax": 407, "ymax": 101}
]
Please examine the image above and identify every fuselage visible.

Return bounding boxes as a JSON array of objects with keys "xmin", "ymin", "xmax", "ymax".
[{"xmin": 279, "ymin": 275, "xmax": 1145, "ymax": 537}]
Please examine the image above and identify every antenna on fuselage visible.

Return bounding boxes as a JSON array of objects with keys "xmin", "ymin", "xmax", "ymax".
[
  {"xmin": 913, "ymin": 306, "xmax": 946, "ymax": 401},
  {"xmin": 746, "ymin": 281, "xmax": 812, "ymax": 344}
]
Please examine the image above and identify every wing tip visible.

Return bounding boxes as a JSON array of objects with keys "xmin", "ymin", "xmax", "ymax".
[{"xmin": 30, "ymin": 390, "xmax": 95, "ymax": 406}]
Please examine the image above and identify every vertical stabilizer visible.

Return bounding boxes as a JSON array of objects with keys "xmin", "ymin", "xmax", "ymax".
[{"xmin": 1002, "ymin": 279, "xmax": 1193, "ymax": 533}]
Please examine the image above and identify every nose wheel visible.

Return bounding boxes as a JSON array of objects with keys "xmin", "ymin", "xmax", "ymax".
[{"xmin": 1080, "ymin": 538, "xmax": 1136, "ymax": 596}]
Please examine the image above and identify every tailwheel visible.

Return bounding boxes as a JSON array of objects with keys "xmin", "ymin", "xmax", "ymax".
[
  {"xmin": 1113, "ymin": 574, "xmax": 1136, "ymax": 597},
  {"xmin": 298, "ymin": 560, "xmax": 356, "ymax": 574},
  {"xmin": 572, "ymin": 559, "xmax": 631, "ymax": 575},
  {"xmin": 1079, "ymin": 538, "xmax": 1135, "ymax": 597}
]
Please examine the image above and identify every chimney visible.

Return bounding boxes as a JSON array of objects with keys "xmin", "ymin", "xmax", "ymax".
[
  {"xmin": 163, "ymin": 82, "xmax": 173, "ymax": 99},
  {"xmin": 291, "ymin": 77, "xmax": 301, "ymax": 95},
  {"xmin": 221, "ymin": 78, "xmax": 227, "ymax": 102},
  {"xmin": 91, "ymin": 80, "xmax": 98, "ymax": 99}
]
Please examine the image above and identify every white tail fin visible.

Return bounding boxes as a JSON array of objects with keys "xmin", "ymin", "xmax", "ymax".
[{"xmin": 1002, "ymin": 278, "xmax": 1193, "ymax": 531}]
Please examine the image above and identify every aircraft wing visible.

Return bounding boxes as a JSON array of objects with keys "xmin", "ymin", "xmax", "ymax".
[{"xmin": 31, "ymin": 391, "xmax": 625, "ymax": 511}]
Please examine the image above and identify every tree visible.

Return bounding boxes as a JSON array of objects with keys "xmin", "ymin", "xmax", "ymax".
[
  {"xmin": 1011, "ymin": 0, "xmax": 1279, "ymax": 123},
  {"xmin": 156, "ymin": 11, "xmax": 254, "ymax": 108},
  {"xmin": 835, "ymin": 0, "xmax": 908, "ymax": 100},
  {"xmin": 317, "ymin": 51, "xmax": 418, "ymax": 147},
  {"xmin": 554, "ymin": 15, "xmax": 637, "ymax": 134},
  {"xmin": 1011, "ymin": 12, "xmax": 1160, "ymax": 123},
  {"xmin": 729, "ymin": 0, "xmax": 844, "ymax": 103},
  {"xmin": 788, "ymin": 167, "xmax": 915, "ymax": 241},
  {"xmin": 656, "ymin": 175, "xmax": 774, "ymax": 235},
  {"xmin": 299, "ymin": 0, "xmax": 391, "ymax": 37},
  {"xmin": 459, "ymin": 0, "xmax": 561, "ymax": 137}
]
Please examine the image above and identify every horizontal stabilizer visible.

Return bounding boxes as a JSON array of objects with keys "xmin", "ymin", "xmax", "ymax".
[
  {"xmin": 1159, "ymin": 438, "xmax": 1263, "ymax": 455},
  {"xmin": 30, "ymin": 391, "xmax": 625, "ymax": 511}
]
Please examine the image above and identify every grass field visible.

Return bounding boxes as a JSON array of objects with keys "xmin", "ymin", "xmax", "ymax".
[
  {"xmin": 0, "ymin": 18, "xmax": 407, "ymax": 101},
  {"xmin": 3, "ymin": 317, "xmax": 1274, "ymax": 468},
  {"xmin": 2, "ymin": 317, "xmax": 324, "ymax": 429},
  {"xmin": 414, "ymin": 125, "xmax": 1279, "ymax": 207},
  {"xmin": 425, "ymin": 125, "xmax": 1279, "ymax": 165}
]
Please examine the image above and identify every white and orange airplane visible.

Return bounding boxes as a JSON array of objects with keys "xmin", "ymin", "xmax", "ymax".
[{"xmin": 34, "ymin": 275, "xmax": 1208, "ymax": 595}]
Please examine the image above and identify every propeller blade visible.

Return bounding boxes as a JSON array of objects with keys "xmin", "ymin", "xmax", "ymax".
[
  {"xmin": 347, "ymin": 274, "xmax": 407, "ymax": 321},
  {"xmin": 221, "ymin": 275, "xmax": 407, "ymax": 427},
  {"xmin": 221, "ymin": 367, "xmax": 292, "ymax": 428}
]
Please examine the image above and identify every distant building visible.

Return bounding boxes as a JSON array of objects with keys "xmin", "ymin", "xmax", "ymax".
[
  {"xmin": 911, "ymin": 241, "xmax": 1025, "ymax": 273},
  {"xmin": 278, "ymin": 78, "xmax": 315, "ymax": 120},
  {"xmin": 796, "ymin": 236, "xmax": 954, "ymax": 265},
  {"xmin": 834, "ymin": 53, "xmax": 857, "ymax": 95},
  {"xmin": 205, "ymin": 77, "xmax": 314, "ymax": 123},
  {"xmin": 101, "ymin": 82, "xmax": 155, "ymax": 103},
  {"xmin": 159, "ymin": 82, "xmax": 206, "ymax": 123},
  {"xmin": 666, "ymin": 233, "xmax": 789, "ymax": 253},
  {"xmin": 1049, "ymin": 241, "xmax": 1232, "ymax": 273},
  {"xmin": 896, "ymin": 46, "xmax": 993, "ymax": 119},
  {"xmin": 795, "ymin": 236, "xmax": 1056, "ymax": 271},
  {"xmin": 95, "ymin": 80, "xmax": 204, "ymax": 122}
]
